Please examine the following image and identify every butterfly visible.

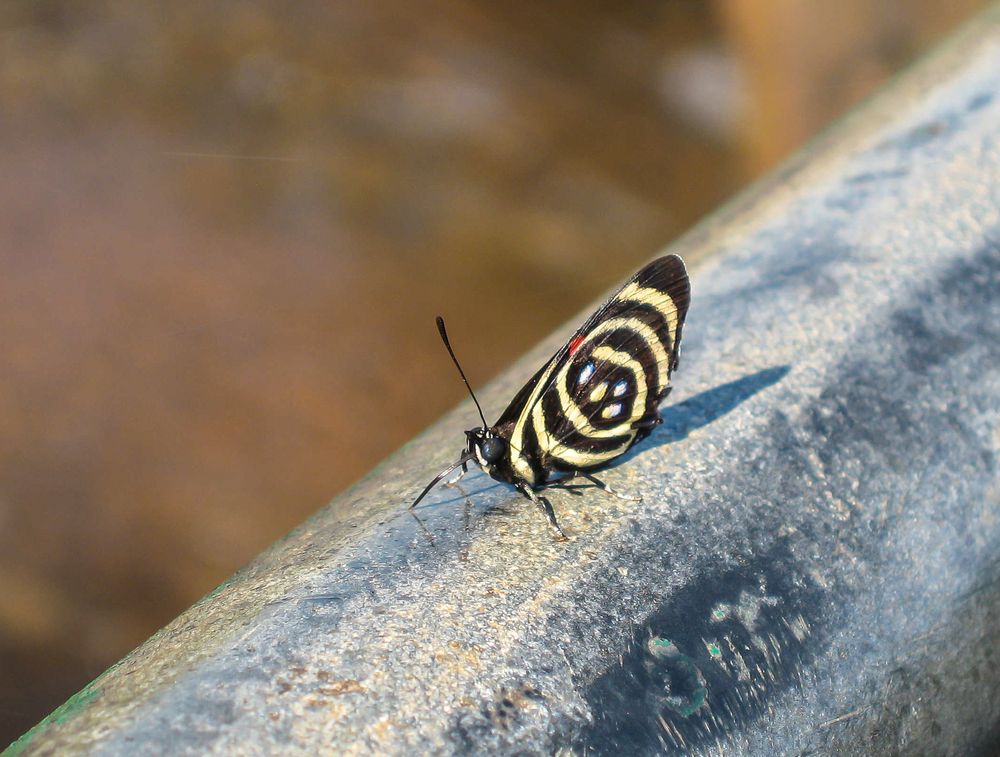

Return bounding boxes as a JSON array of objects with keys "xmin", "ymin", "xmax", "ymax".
[{"xmin": 410, "ymin": 254, "xmax": 691, "ymax": 539}]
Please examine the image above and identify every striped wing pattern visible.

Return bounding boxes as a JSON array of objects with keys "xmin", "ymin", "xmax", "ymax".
[{"xmin": 503, "ymin": 255, "xmax": 690, "ymax": 484}]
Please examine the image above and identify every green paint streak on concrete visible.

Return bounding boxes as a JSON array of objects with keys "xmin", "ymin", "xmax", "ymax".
[
  {"xmin": 649, "ymin": 637, "xmax": 676, "ymax": 653},
  {"xmin": 666, "ymin": 681, "xmax": 707, "ymax": 718},
  {"xmin": 193, "ymin": 580, "xmax": 231, "ymax": 608},
  {"xmin": 3, "ymin": 683, "xmax": 101, "ymax": 756},
  {"xmin": 648, "ymin": 636, "xmax": 709, "ymax": 718}
]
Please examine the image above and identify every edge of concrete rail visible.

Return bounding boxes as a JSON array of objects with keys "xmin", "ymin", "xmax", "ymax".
[{"xmin": 9, "ymin": 5, "xmax": 1000, "ymax": 755}]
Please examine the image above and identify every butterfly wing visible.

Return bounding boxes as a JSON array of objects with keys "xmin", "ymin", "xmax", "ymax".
[{"xmin": 496, "ymin": 255, "xmax": 690, "ymax": 484}]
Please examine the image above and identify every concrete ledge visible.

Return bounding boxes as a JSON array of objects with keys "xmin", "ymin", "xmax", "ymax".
[{"xmin": 10, "ymin": 5, "xmax": 1000, "ymax": 755}]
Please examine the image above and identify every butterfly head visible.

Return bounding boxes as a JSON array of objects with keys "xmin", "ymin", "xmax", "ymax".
[
  {"xmin": 465, "ymin": 428, "xmax": 507, "ymax": 470},
  {"xmin": 431, "ymin": 315, "xmax": 509, "ymax": 474}
]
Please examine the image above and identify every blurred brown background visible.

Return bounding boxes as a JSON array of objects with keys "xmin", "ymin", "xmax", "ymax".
[{"xmin": 0, "ymin": 0, "xmax": 987, "ymax": 743}]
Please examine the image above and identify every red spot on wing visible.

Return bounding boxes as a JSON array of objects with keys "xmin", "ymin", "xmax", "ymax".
[{"xmin": 568, "ymin": 335, "xmax": 584, "ymax": 355}]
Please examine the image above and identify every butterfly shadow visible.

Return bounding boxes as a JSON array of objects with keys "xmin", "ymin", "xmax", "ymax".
[
  {"xmin": 431, "ymin": 365, "xmax": 792, "ymax": 502},
  {"xmin": 541, "ymin": 364, "xmax": 791, "ymax": 506},
  {"xmin": 628, "ymin": 364, "xmax": 791, "ymax": 458},
  {"xmin": 408, "ymin": 365, "xmax": 791, "ymax": 532}
]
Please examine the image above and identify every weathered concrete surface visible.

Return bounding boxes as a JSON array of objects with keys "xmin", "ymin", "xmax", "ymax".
[{"xmin": 9, "ymin": 6, "xmax": 1000, "ymax": 757}]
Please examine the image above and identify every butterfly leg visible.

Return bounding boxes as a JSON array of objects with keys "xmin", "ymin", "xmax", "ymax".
[
  {"xmin": 516, "ymin": 483, "xmax": 568, "ymax": 541},
  {"xmin": 407, "ymin": 509, "xmax": 436, "ymax": 547},
  {"xmin": 575, "ymin": 471, "xmax": 643, "ymax": 503},
  {"xmin": 448, "ymin": 481, "xmax": 475, "ymax": 535},
  {"xmin": 445, "ymin": 461, "xmax": 469, "ymax": 487},
  {"xmin": 631, "ymin": 416, "xmax": 663, "ymax": 432}
]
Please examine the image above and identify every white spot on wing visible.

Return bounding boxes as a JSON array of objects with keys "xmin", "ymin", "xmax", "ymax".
[
  {"xmin": 602, "ymin": 403, "xmax": 623, "ymax": 419},
  {"xmin": 578, "ymin": 362, "xmax": 595, "ymax": 385},
  {"xmin": 613, "ymin": 379, "xmax": 628, "ymax": 397},
  {"xmin": 541, "ymin": 344, "xmax": 647, "ymax": 444}
]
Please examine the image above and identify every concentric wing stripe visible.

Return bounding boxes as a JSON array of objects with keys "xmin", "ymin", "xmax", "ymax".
[
  {"xmin": 540, "ymin": 342, "xmax": 651, "ymax": 441},
  {"xmin": 507, "ymin": 359, "xmax": 560, "ymax": 482},
  {"xmin": 538, "ymin": 258, "xmax": 689, "ymax": 466},
  {"xmin": 613, "ymin": 283, "xmax": 682, "ymax": 376},
  {"xmin": 503, "ymin": 255, "xmax": 690, "ymax": 479},
  {"xmin": 540, "ymin": 340, "xmax": 655, "ymax": 465},
  {"xmin": 542, "ymin": 435, "xmax": 635, "ymax": 468}
]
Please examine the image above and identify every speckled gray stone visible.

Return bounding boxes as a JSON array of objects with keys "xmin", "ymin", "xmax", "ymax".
[{"xmin": 10, "ymin": 8, "xmax": 1000, "ymax": 757}]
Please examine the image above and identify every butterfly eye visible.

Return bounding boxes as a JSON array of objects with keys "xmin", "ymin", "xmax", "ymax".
[{"xmin": 480, "ymin": 437, "xmax": 506, "ymax": 463}]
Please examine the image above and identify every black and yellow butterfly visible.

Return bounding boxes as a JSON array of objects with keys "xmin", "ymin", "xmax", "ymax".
[{"xmin": 411, "ymin": 254, "xmax": 690, "ymax": 539}]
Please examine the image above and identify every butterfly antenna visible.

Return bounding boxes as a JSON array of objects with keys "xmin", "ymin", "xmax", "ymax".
[{"xmin": 436, "ymin": 316, "xmax": 489, "ymax": 428}]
